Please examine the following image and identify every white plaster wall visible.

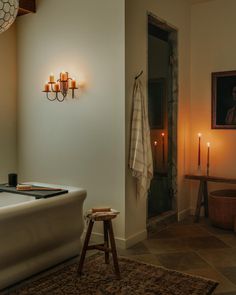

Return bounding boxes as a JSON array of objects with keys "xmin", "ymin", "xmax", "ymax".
[
  {"xmin": 0, "ymin": 25, "xmax": 17, "ymax": 183},
  {"xmin": 125, "ymin": 0, "xmax": 191, "ymax": 240},
  {"xmin": 190, "ymin": 0, "xmax": 236, "ymax": 211},
  {"xmin": 16, "ymin": 0, "xmax": 125, "ymax": 241}
]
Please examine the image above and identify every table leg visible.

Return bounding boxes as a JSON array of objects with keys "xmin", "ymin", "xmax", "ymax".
[
  {"xmin": 195, "ymin": 180, "xmax": 204, "ymax": 222},
  {"xmin": 203, "ymin": 180, "xmax": 209, "ymax": 217},
  {"xmin": 234, "ymin": 216, "xmax": 236, "ymax": 233}
]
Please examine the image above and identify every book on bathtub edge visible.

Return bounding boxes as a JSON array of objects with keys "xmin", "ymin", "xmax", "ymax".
[{"xmin": 0, "ymin": 184, "xmax": 68, "ymax": 199}]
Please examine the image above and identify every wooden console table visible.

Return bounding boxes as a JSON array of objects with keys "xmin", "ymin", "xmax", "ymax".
[{"xmin": 185, "ymin": 175, "xmax": 236, "ymax": 222}]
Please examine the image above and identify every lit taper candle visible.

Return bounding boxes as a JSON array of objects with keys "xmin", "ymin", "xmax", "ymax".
[
  {"xmin": 207, "ymin": 142, "xmax": 210, "ymax": 176},
  {"xmin": 198, "ymin": 133, "xmax": 202, "ymax": 167},
  {"xmin": 161, "ymin": 133, "xmax": 165, "ymax": 165},
  {"xmin": 154, "ymin": 141, "xmax": 158, "ymax": 170}
]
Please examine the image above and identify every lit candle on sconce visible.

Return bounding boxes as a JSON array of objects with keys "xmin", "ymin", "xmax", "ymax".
[
  {"xmin": 54, "ymin": 83, "xmax": 60, "ymax": 92},
  {"xmin": 71, "ymin": 78, "xmax": 76, "ymax": 89},
  {"xmin": 60, "ymin": 71, "xmax": 68, "ymax": 81},
  {"xmin": 44, "ymin": 82, "xmax": 50, "ymax": 92},
  {"xmin": 161, "ymin": 133, "xmax": 165, "ymax": 165},
  {"xmin": 198, "ymin": 133, "xmax": 202, "ymax": 167},
  {"xmin": 49, "ymin": 73, "xmax": 54, "ymax": 83},
  {"xmin": 207, "ymin": 142, "xmax": 210, "ymax": 176}
]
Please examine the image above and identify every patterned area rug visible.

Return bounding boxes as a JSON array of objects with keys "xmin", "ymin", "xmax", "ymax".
[{"xmin": 10, "ymin": 254, "xmax": 218, "ymax": 295}]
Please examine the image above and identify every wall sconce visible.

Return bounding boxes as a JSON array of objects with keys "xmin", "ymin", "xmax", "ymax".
[{"xmin": 43, "ymin": 72, "xmax": 78, "ymax": 102}]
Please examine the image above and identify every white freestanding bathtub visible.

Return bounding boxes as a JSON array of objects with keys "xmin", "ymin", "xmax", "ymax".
[{"xmin": 0, "ymin": 183, "xmax": 86, "ymax": 289}]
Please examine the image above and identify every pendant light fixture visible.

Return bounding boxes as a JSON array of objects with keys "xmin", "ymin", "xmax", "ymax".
[{"xmin": 0, "ymin": 0, "xmax": 19, "ymax": 34}]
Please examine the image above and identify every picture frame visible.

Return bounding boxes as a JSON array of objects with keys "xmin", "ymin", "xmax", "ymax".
[
  {"xmin": 148, "ymin": 78, "xmax": 166, "ymax": 129},
  {"xmin": 212, "ymin": 70, "xmax": 236, "ymax": 129}
]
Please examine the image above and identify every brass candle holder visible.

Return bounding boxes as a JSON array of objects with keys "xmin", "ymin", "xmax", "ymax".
[{"xmin": 43, "ymin": 72, "xmax": 78, "ymax": 102}]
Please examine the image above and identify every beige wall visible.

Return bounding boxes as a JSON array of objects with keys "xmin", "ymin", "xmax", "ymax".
[
  {"xmin": 16, "ymin": 0, "xmax": 126, "ymax": 243},
  {"xmin": 12, "ymin": 0, "xmax": 236, "ymax": 246},
  {"xmin": 125, "ymin": 0, "xmax": 191, "ymax": 241},
  {"xmin": 190, "ymin": 0, "xmax": 236, "ymax": 211},
  {"xmin": 10, "ymin": 0, "xmax": 233, "ymax": 247},
  {"xmin": 0, "ymin": 25, "xmax": 17, "ymax": 183},
  {"xmin": 16, "ymin": 0, "xmax": 191, "ymax": 248}
]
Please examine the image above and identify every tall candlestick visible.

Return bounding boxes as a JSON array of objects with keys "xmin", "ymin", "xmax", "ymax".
[
  {"xmin": 207, "ymin": 142, "xmax": 210, "ymax": 176},
  {"xmin": 198, "ymin": 133, "xmax": 202, "ymax": 167},
  {"xmin": 161, "ymin": 133, "xmax": 165, "ymax": 165},
  {"xmin": 154, "ymin": 141, "xmax": 158, "ymax": 171}
]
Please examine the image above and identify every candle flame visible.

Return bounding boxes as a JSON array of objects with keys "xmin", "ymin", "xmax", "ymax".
[
  {"xmin": 154, "ymin": 141, "xmax": 157, "ymax": 146},
  {"xmin": 198, "ymin": 133, "xmax": 202, "ymax": 137},
  {"xmin": 161, "ymin": 133, "xmax": 165, "ymax": 137},
  {"xmin": 207, "ymin": 142, "xmax": 210, "ymax": 147}
]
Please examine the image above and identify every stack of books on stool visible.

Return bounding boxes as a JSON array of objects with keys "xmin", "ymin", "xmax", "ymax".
[{"xmin": 86, "ymin": 207, "xmax": 119, "ymax": 221}]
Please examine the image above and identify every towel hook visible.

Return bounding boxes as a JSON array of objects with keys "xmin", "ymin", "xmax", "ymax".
[{"xmin": 135, "ymin": 70, "xmax": 143, "ymax": 80}]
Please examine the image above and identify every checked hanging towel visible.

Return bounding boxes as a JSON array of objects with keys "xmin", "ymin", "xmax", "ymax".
[{"xmin": 129, "ymin": 78, "xmax": 153, "ymax": 199}]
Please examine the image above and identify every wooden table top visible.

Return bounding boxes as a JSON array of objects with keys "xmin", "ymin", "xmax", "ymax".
[{"xmin": 185, "ymin": 174, "xmax": 236, "ymax": 184}]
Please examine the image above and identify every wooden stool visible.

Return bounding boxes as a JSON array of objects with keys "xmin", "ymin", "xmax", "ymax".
[{"xmin": 78, "ymin": 210, "xmax": 120, "ymax": 278}]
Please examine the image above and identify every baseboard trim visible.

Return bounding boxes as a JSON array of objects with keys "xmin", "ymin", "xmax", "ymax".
[
  {"xmin": 178, "ymin": 208, "xmax": 191, "ymax": 221},
  {"xmin": 83, "ymin": 229, "xmax": 147, "ymax": 250},
  {"xmin": 190, "ymin": 208, "xmax": 195, "ymax": 215},
  {"xmin": 124, "ymin": 230, "xmax": 147, "ymax": 249},
  {"xmin": 190, "ymin": 207, "xmax": 204, "ymax": 217}
]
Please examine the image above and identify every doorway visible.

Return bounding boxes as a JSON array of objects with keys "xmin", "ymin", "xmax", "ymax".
[{"xmin": 147, "ymin": 14, "xmax": 178, "ymax": 220}]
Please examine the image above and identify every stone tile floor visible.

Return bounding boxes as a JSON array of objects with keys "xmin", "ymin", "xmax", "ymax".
[
  {"xmin": 117, "ymin": 216, "xmax": 236, "ymax": 295},
  {"xmin": 3, "ymin": 216, "xmax": 236, "ymax": 294}
]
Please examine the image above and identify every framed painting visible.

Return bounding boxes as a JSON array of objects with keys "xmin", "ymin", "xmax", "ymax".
[
  {"xmin": 148, "ymin": 78, "xmax": 166, "ymax": 129},
  {"xmin": 212, "ymin": 70, "xmax": 236, "ymax": 129}
]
